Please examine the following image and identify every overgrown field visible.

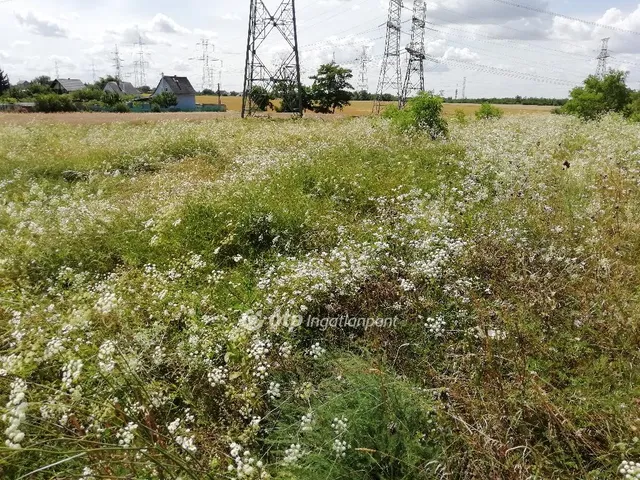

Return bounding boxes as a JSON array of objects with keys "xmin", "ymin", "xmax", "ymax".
[{"xmin": 0, "ymin": 114, "xmax": 639, "ymax": 479}]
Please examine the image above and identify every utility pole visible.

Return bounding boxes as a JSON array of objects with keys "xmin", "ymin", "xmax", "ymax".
[
  {"xmin": 112, "ymin": 45, "xmax": 123, "ymax": 82},
  {"xmin": 462, "ymin": 76, "xmax": 467, "ymax": 100},
  {"xmin": 217, "ymin": 82, "xmax": 222, "ymax": 105},
  {"xmin": 596, "ymin": 37, "xmax": 610, "ymax": 79},
  {"xmin": 241, "ymin": 0, "xmax": 303, "ymax": 117},
  {"xmin": 454, "ymin": 84, "xmax": 458, "ymax": 100},
  {"xmin": 373, "ymin": 0, "xmax": 402, "ymax": 113},
  {"xmin": 356, "ymin": 46, "xmax": 371, "ymax": 92},
  {"xmin": 400, "ymin": 0, "xmax": 426, "ymax": 106}
]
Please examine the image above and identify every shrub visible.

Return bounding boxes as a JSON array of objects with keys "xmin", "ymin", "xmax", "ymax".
[
  {"xmin": 383, "ymin": 92, "xmax": 448, "ymax": 139},
  {"xmin": 454, "ymin": 108, "xmax": 468, "ymax": 124},
  {"xmin": 72, "ymin": 88, "xmax": 103, "ymax": 102},
  {"xmin": 475, "ymin": 103, "xmax": 504, "ymax": 120},
  {"xmin": 34, "ymin": 94, "xmax": 76, "ymax": 113},
  {"xmin": 113, "ymin": 102, "xmax": 130, "ymax": 113},
  {"xmin": 152, "ymin": 92, "xmax": 178, "ymax": 109},
  {"xmin": 249, "ymin": 86, "xmax": 272, "ymax": 111},
  {"xmin": 101, "ymin": 91, "xmax": 121, "ymax": 107},
  {"xmin": 562, "ymin": 71, "xmax": 632, "ymax": 121},
  {"xmin": 151, "ymin": 103, "xmax": 162, "ymax": 113}
]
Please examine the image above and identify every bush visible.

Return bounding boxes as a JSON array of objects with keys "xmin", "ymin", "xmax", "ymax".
[
  {"xmin": 113, "ymin": 102, "xmax": 130, "ymax": 113},
  {"xmin": 383, "ymin": 92, "xmax": 448, "ymax": 139},
  {"xmin": 152, "ymin": 92, "xmax": 178, "ymax": 109},
  {"xmin": 249, "ymin": 86, "xmax": 272, "ymax": 111},
  {"xmin": 151, "ymin": 104, "xmax": 162, "ymax": 113},
  {"xmin": 34, "ymin": 94, "xmax": 76, "ymax": 113},
  {"xmin": 72, "ymin": 88, "xmax": 103, "ymax": 102},
  {"xmin": 454, "ymin": 108, "xmax": 468, "ymax": 124},
  {"xmin": 475, "ymin": 103, "xmax": 504, "ymax": 120},
  {"xmin": 562, "ymin": 71, "xmax": 632, "ymax": 121}
]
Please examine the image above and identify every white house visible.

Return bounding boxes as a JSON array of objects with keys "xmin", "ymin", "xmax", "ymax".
[{"xmin": 153, "ymin": 76, "xmax": 197, "ymax": 110}]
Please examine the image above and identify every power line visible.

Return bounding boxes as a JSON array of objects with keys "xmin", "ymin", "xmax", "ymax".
[{"xmin": 490, "ymin": 0, "xmax": 640, "ymax": 36}]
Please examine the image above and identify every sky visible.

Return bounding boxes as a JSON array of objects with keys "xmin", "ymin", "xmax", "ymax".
[{"xmin": 2, "ymin": 0, "xmax": 640, "ymax": 98}]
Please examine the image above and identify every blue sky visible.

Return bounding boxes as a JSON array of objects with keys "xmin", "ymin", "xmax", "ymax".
[{"xmin": 2, "ymin": 0, "xmax": 640, "ymax": 98}]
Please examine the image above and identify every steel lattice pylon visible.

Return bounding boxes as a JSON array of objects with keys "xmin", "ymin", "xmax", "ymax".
[
  {"xmin": 595, "ymin": 37, "xmax": 610, "ymax": 79},
  {"xmin": 241, "ymin": 0, "xmax": 303, "ymax": 117},
  {"xmin": 373, "ymin": 0, "xmax": 402, "ymax": 114},
  {"xmin": 400, "ymin": 0, "xmax": 426, "ymax": 106}
]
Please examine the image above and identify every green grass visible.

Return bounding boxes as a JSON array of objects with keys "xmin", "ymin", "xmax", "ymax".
[{"xmin": 0, "ymin": 114, "xmax": 639, "ymax": 479}]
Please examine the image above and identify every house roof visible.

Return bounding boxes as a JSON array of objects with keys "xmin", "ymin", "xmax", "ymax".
[
  {"xmin": 120, "ymin": 81, "xmax": 140, "ymax": 95},
  {"xmin": 104, "ymin": 81, "xmax": 140, "ymax": 96},
  {"xmin": 53, "ymin": 78, "xmax": 85, "ymax": 92},
  {"xmin": 156, "ymin": 76, "xmax": 197, "ymax": 96}
]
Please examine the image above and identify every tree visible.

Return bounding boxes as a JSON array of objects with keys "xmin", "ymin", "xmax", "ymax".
[
  {"xmin": 0, "ymin": 68, "xmax": 10, "ymax": 95},
  {"xmin": 139, "ymin": 86, "xmax": 152, "ymax": 94},
  {"xmin": 151, "ymin": 91, "xmax": 178, "ymax": 108},
  {"xmin": 272, "ymin": 80, "xmax": 302, "ymax": 113},
  {"xmin": 201, "ymin": 88, "xmax": 215, "ymax": 95},
  {"xmin": 562, "ymin": 71, "xmax": 631, "ymax": 121},
  {"xmin": 94, "ymin": 76, "xmax": 118, "ymax": 90},
  {"xmin": 102, "ymin": 91, "xmax": 121, "ymax": 107},
  {"xmin": 249, "ymin": 86, "xmax": 272, "ymax": 111},
  {"xmin": 32, "ymin": 75, "xmax": 51, "ymax": 86},
  {"xmin": 309, "ymin": 62, "xmax": 353, "ymax": 113}
]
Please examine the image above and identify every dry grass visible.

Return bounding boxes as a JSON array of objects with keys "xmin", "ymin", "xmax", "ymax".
[{"xmin": 197, "ymin": 95, "xmax": 556, "ymax": 116}]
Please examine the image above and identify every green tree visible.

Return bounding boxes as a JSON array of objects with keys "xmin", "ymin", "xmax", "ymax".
[
  {"xmin": 562, "ymin": 71, "xmax": 631, "ymax": 121},
  {"xmin": 151, "ymin": 91, "xmax": 178, "ymax": 108},
  {"xmin": 139, "ymin": 85, "xmax": 152, "ymax": 94},
  {"xmin": 32, "ymin": 75, "xmax": 51, "ymax": 86},
  {"xmin": 249, "ymin": 86, "xmax": 272, "ymax": 111},
  {"xmin": 309, "ymin": 62, "xmax": 353, "ymax": 113},
  {"xmin": 0, "ymin": 68, "xmax": 10, "ymax": 95},
  {"xmin": 272, "ymin": 81, "xmax": 302, "ymax": 113},
  {"xmin": 102, "ymin": 91, "xmax": 121, "ymax": 107},
  {"xmin": 94, "ymin": 76, "xmax": 118, "ymax": 90},
  {"xmin": 34, "ymin": 94, "xmax": 76, "ymax": 112}
]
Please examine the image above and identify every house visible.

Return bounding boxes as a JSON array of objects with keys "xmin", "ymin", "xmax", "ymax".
[
  {"xmin": 104, "ymin": 81, "xmax": 140, "ymax": 96},
  {"xmin": 153, "ymin": 75, "xmax": 196, "ymax": 110},
  {"xmin": 51, "ymin": 78, "xmax": 85, "ymax": 94}
]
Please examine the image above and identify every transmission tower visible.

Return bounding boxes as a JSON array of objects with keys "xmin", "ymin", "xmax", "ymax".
[
  {"xmin": 373, "ymin": 0, "xmax": 403, "ymax": 113},
  {"xmin": 91, "ymin": 62, "xmax": 97, "ymax": 83},
  {"xmin": 596, "ymin": 37, "xmax": 610, "ymax": 78},
  {"xmin": 112, "ymin": 45, "xmax": 123, "ymax": 82},
  {"xmin": 194, "ymin": 39, "xmax": 212, "ymax": 91},
  {"xmin": 462, "ymin": 76, "xmax": 467, "ymax": 99},
  {"xmin": 400, "ymin": 0, "xmax": 427, "ymax": 106},
  {"xmin": 356, "ymin": 46, "xmax": 371, "ymax": 91},
  {"xmin": 54, "ymin": 60, "xmax": 60, "ymax": 79},
  {"xmin": 135, "ymin": 34, "xmax": 148, "ymax": 87},
  {"xmin": 241, "ymin": 0, "xmax": 303, "ymax": 117}
]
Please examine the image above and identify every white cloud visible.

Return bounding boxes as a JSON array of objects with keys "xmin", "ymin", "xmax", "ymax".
[
  {"xmin": 149, "ymin": 13, "xmax": 190, "ymax": 34},
  {"xmin": 0, "ymin": 50, "xmax": 8, "ymax": 60},
  {"xmin": 11, "ymin": 40, "xmax": 31, "ymax": 48},
  {"xmin": 15, "ymin": 11, "xmax": 69, "ymax": 38},
  {"xmin": 429, "ymin": 0, "xmax": 549, "ymax": 23},
  {"xmin": 193, "ymin": 28, "xmax": 218, "ymax": 38},
  {"xmin": 220, "ymin": 13, "xmax": 241, "ymax": 21},
  {"xmin": 443, "ymin": 46, "xmax": 479, "ymax": 62}
]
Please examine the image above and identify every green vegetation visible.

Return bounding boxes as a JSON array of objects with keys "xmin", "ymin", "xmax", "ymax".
[
  {"xmin": 1, "ymin": 113, "xmax": 639, "ymax": 479},
  {"xmin": 151, "ymin": 91, "xmax": 179, "ymax": 109},
  {"xmin": 0, "ymin": 68, "xmax": 9, "ymax": 95},
  {"xmin": 308, "ymin": 62, "xmax": 354, "ymax": 113},
  {"xmin": 34, "ymin": 93, "xmax": 76, "ymax": 112},
  {"xmin": 475, "ymin": 102, "xmax": 504, "ymax": 120},
  {"xmin": 383, "ymin": 91, "xmax": 448, "ymax": 138},
  {"xmin": 562, "ymin": 70, "xmax": 639, "ymax": 121}
]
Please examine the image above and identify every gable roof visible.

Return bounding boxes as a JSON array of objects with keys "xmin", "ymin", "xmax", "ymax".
[
  {"xmin": 156, "ymin": 76, "xmax": 197, "ymax": 96},
  {"xmin": 104, "ymin": 81, "xmax": 140, "ymax": 96},
  {"xmin": 52, "ymin": 78, "xmax": 85, "ymax": 92},
  {"xmin": 120, "ymin": 81, "xmax": 140, "ymax": 95}
]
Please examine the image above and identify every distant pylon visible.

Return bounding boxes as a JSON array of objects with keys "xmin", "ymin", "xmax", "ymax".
[
  {"xmin": 54, "ymin": 60, "xmax": 60, "ymax": 79},
  {"xmin": 196, "ymin": 39, "xmax": 211, "ymax": 91},
  {"xmin": 356, "ymin": 46, "xmax": 371, "ymax": 91},
  {"xmin": 136, "ymin": 33, "xmax": 148, "ymax": 87},
  {"xmin": 596, "ymin": 37, "xmax": 610, "ymax": 78},
  {"xmin": 241, "ymin": 0, "xmax": 303, "ymax": 117},
  {"xmin": 91, "ymin": 62, "xmax": 97, "ymax": 83},
  {"xmin": 373, "ymin": 0, "xmax": 403, "ymax": 113},
  {"xmin": 112, "ymin": 45, "xmax": 123, "ymax": 82},
  {"xmin": 462, "ymin": 76, "xmax": 467, "ymax": 99},
  {"xmin": 400, "ymin": 0, "xmax": 426, "ymax": 106}
]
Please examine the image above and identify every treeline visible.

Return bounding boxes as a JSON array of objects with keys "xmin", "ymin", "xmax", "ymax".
[{"xmin": 447, "ymin": 96, "xmax": 567, "ymax": 106}]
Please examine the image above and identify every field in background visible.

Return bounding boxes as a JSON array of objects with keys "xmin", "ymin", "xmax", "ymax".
[{"xmin": 197, "ymin": 95, "xmax": 556, "ymax": 116}]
